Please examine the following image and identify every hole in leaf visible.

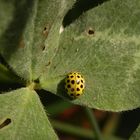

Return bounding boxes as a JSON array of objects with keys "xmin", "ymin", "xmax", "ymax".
[
  {"xmin": 41, "ymin": 45, "xmax": 46, "ymax": 51},
  {"xmin": 88, "ymin": 29, "xmax": 95, "ymax": 35},
  {"xmin": 0, "ymin": 118, "xmax": 11, "ymax": 129},
  {"xmin": 46, "ymin": 61, "xmax": 51, "ymax": 67},
  {"xmin": 42, "ymin": 25, "xmax": 50, "ymax": 37},
  {"xmin": 44, "ymin": 27, "xmax": 47, "ymax": 30}
]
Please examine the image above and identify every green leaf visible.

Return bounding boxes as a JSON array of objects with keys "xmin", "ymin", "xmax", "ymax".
[
  {"xmin": 40, "ymin": 0, "xmax": 140, "ymax": 111},
  {"xmin": 129, "ymin": 124, "xmax": 140, "ymax": 140},
  {"xmin": 0, "ymin": 0, "xmax": 75, "ymax": 81},
  {"xmin": 0, "ymin": 88, "xmax": 58, "ymax": 140},
  {"xmin": 0, "ymin": 0, "xmax": 140, "ymax": 112}
]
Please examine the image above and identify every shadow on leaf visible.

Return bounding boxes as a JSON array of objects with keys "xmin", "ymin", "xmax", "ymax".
[
  {"xmin": 0, "ymin": 0, "xmax": 34, "ymax": 60},
  {"xmin": 57, "ymin": 79, "xmax": 73, "ymax": 100},
  {"xmin": 63, "ymin": 0, "xmax": 110, "ymax": 27}
]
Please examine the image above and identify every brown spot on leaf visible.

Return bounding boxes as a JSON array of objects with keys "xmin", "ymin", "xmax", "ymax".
[
  {"xmin": 19, "ymin": 37, "xmax": 25, "ymax": 48},
  {"xmin": 53, "ymin": 66, "xmax": 56, "ymax": 69}
]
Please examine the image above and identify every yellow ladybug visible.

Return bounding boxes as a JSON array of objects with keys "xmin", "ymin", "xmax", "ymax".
[{"xmin": 65, "ymin": 72, "xmax": 85, "ymax": 98}]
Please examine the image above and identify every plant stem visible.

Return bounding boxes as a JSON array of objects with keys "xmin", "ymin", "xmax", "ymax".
[
  {"xmin": 51, "ymin": 120, "xmax": 95, "ymax": 139},
  {"xmin": 102, "ymin": 113, "xmax": 120, "ymax": 136},
  {"xmin": 85, "ymin": 107, "xmax": 103, "ymax": 140},
  {"xmin": 51, "ymin": 120, "xmax": 123, "ymax": 140}
]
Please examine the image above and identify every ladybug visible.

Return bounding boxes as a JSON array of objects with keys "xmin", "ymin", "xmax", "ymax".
[{"xmin": 65, "ymin": 72, "xmax": 85, "ymax": 98}]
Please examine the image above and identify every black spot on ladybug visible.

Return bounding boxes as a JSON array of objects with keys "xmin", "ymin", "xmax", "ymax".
[
  {"xmin": 77, "ymin": 88, "xmax": 80, "ymax": 91},
  {"xmin": 71, "ymin": 88, "xmax": 74, "ymax": 92},
  {"xmin": 67, "ymin": 75, "xmax": 69, "ymax": 78},
  {"xmin": 81, "ymin": 80, "xmax": 83, "ymax": 83},
  {"xmin": 67, "ymin": 80, "xmax": 70, "ymax": 83},
  {"xmin": 77, "ymin": 75, "xmax": 80, "ymax": 78},
  {"xmin": 71, "ymin": 76, "xmax": 74, "ymax": 78},
  {"xmin": 71, "ymin": 80, "xmax": 75, "ymax": 84},
  {"xmin": 67, "ymin": 85, "xmax": 71, "ymax": 88},
  {"xmin": 76, "ymin": 94, "xmax": 80, "ymax": 96},
  {"xmin": 70, "ymin": 93, "xmax": 74, "ymax": 96},
  {"xmin": 80, "ymin": 84, "xmax": 83, "ymax": 88}
]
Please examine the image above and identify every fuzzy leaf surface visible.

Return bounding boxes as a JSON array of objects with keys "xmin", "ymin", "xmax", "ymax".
[{"xmin": 0, "ymin": 88, "xmax": 58, "ymax": 140}]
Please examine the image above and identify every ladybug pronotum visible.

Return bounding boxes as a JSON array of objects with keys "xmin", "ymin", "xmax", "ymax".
[{"xmin": 65, "ymin": 72, "xmax": 85, "ymax": 98}]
